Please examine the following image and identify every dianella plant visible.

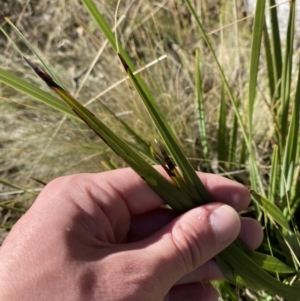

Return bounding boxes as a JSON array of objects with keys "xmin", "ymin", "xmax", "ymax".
[{"xmin": 0, "ymin": 0, "xmax": 300, "ymax": 300}]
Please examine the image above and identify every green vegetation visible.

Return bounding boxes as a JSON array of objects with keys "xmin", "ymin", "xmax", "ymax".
[{"xmin": 1, "ymin": 0, "xmax": 300, "ymax": 300}]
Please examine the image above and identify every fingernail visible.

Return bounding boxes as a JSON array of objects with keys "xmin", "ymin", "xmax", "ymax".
[{"xmin": 210, "ymin": 205, "xmax": 240, "ymax": 244}]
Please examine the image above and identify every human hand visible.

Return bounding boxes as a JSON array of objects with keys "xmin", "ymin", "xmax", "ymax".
[{"xmin": 0, "ymin": 168, "xmax": 263, "ymax": 301}]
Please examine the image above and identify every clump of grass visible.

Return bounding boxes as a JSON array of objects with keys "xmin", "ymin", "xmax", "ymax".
[{"xmin": 1, "ymin": 0, "xmax": 300, "ymax": 300}]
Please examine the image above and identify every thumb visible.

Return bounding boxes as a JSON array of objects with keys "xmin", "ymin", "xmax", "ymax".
[{"xmin": 141, "ymin": 203, "xmax": 240, "ymax": 289}]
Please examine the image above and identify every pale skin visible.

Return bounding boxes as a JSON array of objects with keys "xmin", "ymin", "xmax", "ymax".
[{"xmin": 0, "ymin": 167, "xmax": 263, "ymax": 301}]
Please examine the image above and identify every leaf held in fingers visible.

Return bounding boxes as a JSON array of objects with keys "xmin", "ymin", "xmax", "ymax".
[
  {"xmin": 118, "ymin": 53, "xmax": 212, "ymax": 206},
  {"xmin": 23, "ymin": 58, "xmax": 192, "ymax": 214}
]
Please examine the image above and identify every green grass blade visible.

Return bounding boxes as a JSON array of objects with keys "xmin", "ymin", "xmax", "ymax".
[
  {"xmin": 282, "ymin": 229, "xmax": 300, "ymax": 262},
  {"xmin": 0, "ymin": 68, "xmax": 78, "ymax": 119},
  {"xmin": 81, "ymin": 0, "xmax": 174, "ymax": 155},
  {"xmin": 118, "ymin": 54, "xmax": 213, "ymax": 206},
  {"xmin": 251, "ymin": 191, "xmax": 291, "ymax": 231},
  {"xmin": 248, "ymin": 0, "xmax": 265, "ymax": 136},
  {"xmin": 238, "ymin": 239, "xmax": 295, "ymax": 274},
  {"xmin": 247, "ymin": 0, "xmax": 266, "ymax": 193},
  {"xmin": 217, "ymin": 83, "xmax": 227, "ymax": 171},
  {"xmin": 268, "ymin": 145, "xmax": 279, "ymax": 202},
  {"xmin": 0, "ymin": 178, "xmax": 40, "ymax": 199},
  {"xmin": 81, "ymin": 0, "xmax": 149, "ymax": 96},
  {"xmin": 0, "ymin": 204, "xmax": 25, "ymax": 214},
  {"xmin": 279, "ymin": 0, "xmax": 295, "ymax": 149},
  {"xmin": 280, "ymin": 23, "xmax": 299, "ymax": 199},
  {"xmin": 219, "ymin": 243, "xmax": 300, "ymax": 300},
  {"xmin": 268, "ymin": 0, "xmax": 282, "ymax": 102},
  {"xmin": 101, "ymin": 156, "xmax": 119, "ymax": 170},
  {"xmin": 195, "ymin": 49, "xmax": 210, "ymax": 171},
  {"xmin": 228, "ymin": 114, "xmax": 238, "ymax": 170},
  {"xmin": 81, "ymin": 0, "xmax": 157, "ymax": 106},
  {"xmin": 183, "ymin": 0, "xmax": 265, "ymax": 193},
  {"xmin": 239, "ymin": 137, "xmax": 246, "ymax": 165},
  {"xmin": 1, "ymin": 13, "xmax": 65, "ymax": 89},
  {"xmin": 0, "ymin": 26, "xmax": 23, "ymax": 57},
  {"xmin": 81, "ymin": 0, "xmax": 135, "ymax": 69},
  {"xmin": 247, "ymin": 251, "xmax": 296, "ymax": 274},
  {"xmin": 183, "ymin": 0, "xmax": 247, "ymax": 144},
  {"xmin": 263, "ymin": 24, "xmax": 276, "ymax": 102},
  {"xmin": 99, "ymin": 101, "xmax": 154, "ymax": 162},
  {"xmin": 215, "ymin": 255, "xmax": 236, "ymax": 286},
  {"xmin": 0, "ymin": 178, "xmax": 24, "ymax": 190}
]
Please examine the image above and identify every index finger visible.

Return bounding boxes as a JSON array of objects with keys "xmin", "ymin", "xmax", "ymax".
[{"xmin": 91, "ymin": 166, "xmax": 251, "ymax": 215}]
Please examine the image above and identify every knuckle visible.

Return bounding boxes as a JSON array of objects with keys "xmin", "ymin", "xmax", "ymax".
[{"xmin": 44, "ymin": 174, "xmax": 82, "ymax": 192}]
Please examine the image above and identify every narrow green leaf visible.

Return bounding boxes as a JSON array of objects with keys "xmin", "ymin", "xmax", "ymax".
[
  {"xmin": 263, "ymin": 24, "xmax": 276, "ymax": 102},
  {"xmin": 195, "ymin": 49, "xmax": 210, "ymax": 171},
  {"xmin": 215, "ymin": 255, "xmax": 236, "ymax": 285},
  {"xmin": 81, "ymin": 0, "xmax": 154, "ymax": 104},
  {"xmin": 101, "ymin": 156, "xmax": 119, "ymax": 170},
  {"xmin": 0, "ymin": 204, "xmax": 25, "ymax": 214},
  {"xmin": 282, "ymin": 228, "xmax": 300, "ymax": 262},
  {"xmin": 183, "ymin": 0, "xmax": 265, "ymax": 193},
  {"xmin": 0, "ymin": 178, "xmax": 40, "ymax": 198},
  {"xmin": 2, "ymin": 14, "xmax": 65, "ymax": 89},
  {"xmin": 280, "ymin": 0, "xmax": 295, "ymax": 149},
  {"xmin": 248, "ymin": 251, "xmax": 296, "ymax": 274},
  {"xmin": 239, "ymin": 136, "xmax": 246, "ymax": 165},
  {"xmin": 81, "ymin": 0, "xmax": 135, "ymax": 69},
  {"xmin": 0, "ymin": 68, "xmax": 77, "ymax": 119},
  {"xmin": 247, "ymin": 0, "xmax": 266, "ymax": 193},
  {"xmin": 217, "ymin": 83, "xmax": 227, "ymax": 171},
  {"xmin": 228, "ymin": 113, "xmax": 238, "ymax": 170},
  {"xmin": 239, "ymin": 240, "xmax": 296, "ymax": 274},
  {"xmin": 251, "ymin": 191, "xmax": 291, "ymax": 231},
  {"xmin": 0, "ymin": 178, "xmax": 24, "ymax": 190},
  {"xmin": 183, "ymin": 0, "xmax": 247, "ymax": 143},
  {"xmin": 248, "ymin": 0, "xmax": 265, "ymax": 135},
  {"xmin": 269, "ymin": 145, "xmax": 279, "ymax": 202},
  {"xmin": 118, "ymin": 54, "xmax": 213, "ymax": 206},
  {"xmin": 219, "ymin": 243, "xmax": 300, "ymax": 300},
  {"xmin": 268, "ymin": 0, "xmax": 282, "ymax": 102},
  {"xmin": 280, "ymin": 47, "xmax": 300, "ymax": 198},
  {"xmin": 99, "ymin": 101, "xmax": 154, "ymax": 162},
  {"xmin": 81, "ymin": 0, "xmax": 177, "ymax": 161}
]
